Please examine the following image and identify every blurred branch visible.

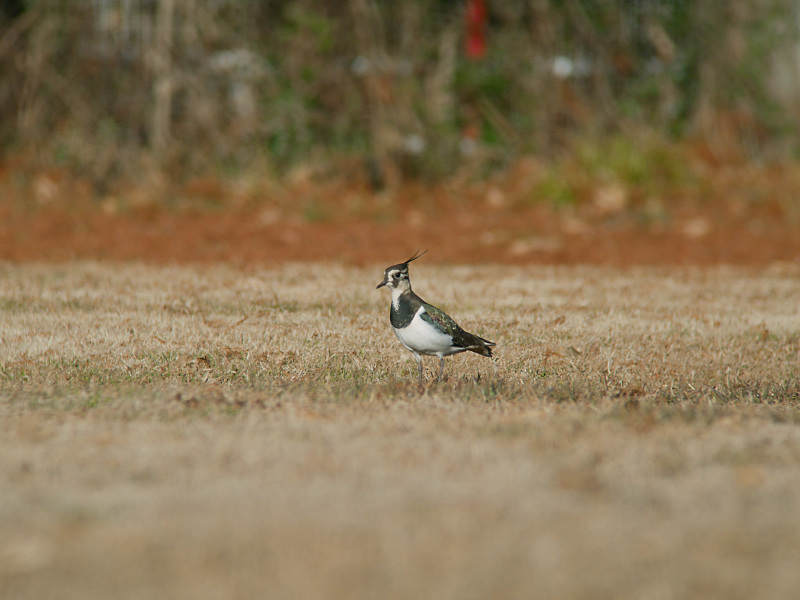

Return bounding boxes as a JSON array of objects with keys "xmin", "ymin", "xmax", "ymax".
[
  {"xmin": 349, "ymin": 0, "xmax": 392, "ymax": 187},
  {"xmin": 0, "ymin": 5, "xmax": 41, "ymax": 59},
  {"xmin": 151, "ymin": 0, "xmax": 175, "ymax": 161}
]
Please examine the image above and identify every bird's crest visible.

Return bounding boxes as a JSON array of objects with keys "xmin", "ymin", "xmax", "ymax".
[{"xmin": 402, "ymin": 249, "xmax": 428, "ymax": 266}]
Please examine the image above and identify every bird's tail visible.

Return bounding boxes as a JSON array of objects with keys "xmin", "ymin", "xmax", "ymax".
[{"xmin": 467, "ymin": 335, "xmax": 495, "ymax": 357}]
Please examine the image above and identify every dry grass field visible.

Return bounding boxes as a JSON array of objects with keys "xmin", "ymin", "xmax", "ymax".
[{"xmin": 2, "ymin": 261, "xmax": 800, "ymax": 599}]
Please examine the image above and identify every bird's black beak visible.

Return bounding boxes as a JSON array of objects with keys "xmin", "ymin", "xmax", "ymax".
[{"xmin": 376, "ymin": 280, "xmax": 387, "ymax": 289}]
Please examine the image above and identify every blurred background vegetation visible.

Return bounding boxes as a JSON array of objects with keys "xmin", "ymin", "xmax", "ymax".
[{"xmin": 1, "ymin": 0, "xmax": 799, "ymax": 198}]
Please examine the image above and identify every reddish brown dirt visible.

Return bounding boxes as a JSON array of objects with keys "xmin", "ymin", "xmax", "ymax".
[{"xmin": 1, "ymin": 170, "xmax": 799, "ymax": 267}]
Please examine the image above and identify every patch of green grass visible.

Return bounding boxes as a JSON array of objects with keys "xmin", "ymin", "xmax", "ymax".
[
  {"xmin": 302, "ymin": 197, "xmax": 332, "ymax": 223},
  {"xmin": 532, "ymin": 171, "xmax": 578, "ymax": 207},
  {"xmin": 527, "ymin": 133, "xmax": 698, "ymax": 208},
  {"xmin": 574, "ymin": 134, "xmax": 692, "ymax": 192},
  {"xmin": 264, "ymin": 300, "xmax": 300, "ymax": 312}
]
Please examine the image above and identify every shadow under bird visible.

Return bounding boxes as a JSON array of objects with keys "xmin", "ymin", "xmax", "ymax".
[{"xmin": 376, "ymin": 250, "xmax": 496, "ymax": 382}]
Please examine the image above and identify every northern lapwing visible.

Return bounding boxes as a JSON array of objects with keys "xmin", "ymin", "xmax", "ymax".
[{"xmin": 376, "ymin": 250, "xmax": 495, "ymax": 382}]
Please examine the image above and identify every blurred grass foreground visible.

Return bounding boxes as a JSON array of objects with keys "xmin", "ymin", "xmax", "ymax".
[{"xmin": 1, "ymin": 0, "xmax": 799, "ymax": 198}]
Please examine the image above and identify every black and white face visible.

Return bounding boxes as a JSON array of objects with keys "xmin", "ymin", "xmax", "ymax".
[{"xmin": 376, "ymin": 265, "xmax": 410, "ymax": 290}]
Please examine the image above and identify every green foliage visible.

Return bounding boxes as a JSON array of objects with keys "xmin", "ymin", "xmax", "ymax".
[{"xmin": 0, "ymin": 1, "xmax": 798, "ymax": 186}]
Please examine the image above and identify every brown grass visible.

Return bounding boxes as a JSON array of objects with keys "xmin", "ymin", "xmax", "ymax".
[{"xmin": 2, "ymin": 261, "xmax": 800, "ymax": 600}]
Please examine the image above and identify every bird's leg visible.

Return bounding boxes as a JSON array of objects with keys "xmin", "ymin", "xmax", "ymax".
[
  {"xmin": 415, "ymin": 354, "xmax": 424, "ymax": 383},
  {"xmin": 438, "ymin": 356, "xmax": 445, "ymax": 382}
]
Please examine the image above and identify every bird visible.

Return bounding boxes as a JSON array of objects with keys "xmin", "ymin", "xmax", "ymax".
[{"xmin": 376, "ymin": 250, "xmax": 495, "ymax": 382}]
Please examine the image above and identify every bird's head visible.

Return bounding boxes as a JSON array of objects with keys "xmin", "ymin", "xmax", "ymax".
[{"xmin": 376, "ymin": 249, "xmax": 427, "ymax": 292}]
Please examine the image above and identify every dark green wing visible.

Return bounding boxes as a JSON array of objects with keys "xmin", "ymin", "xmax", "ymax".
[{"xmin": 421, "ymin": 302, "xmax": 495, "ymax": 355}]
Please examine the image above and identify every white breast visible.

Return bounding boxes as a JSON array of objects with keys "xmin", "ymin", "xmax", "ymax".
[{"xmin": 393, "ymin": 306, "xmax": 454, "ymax": 357}]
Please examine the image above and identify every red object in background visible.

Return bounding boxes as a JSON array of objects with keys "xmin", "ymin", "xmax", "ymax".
[{"xmin": 465, "ymin": 0, "xmax": 487, "ymax": 59}]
